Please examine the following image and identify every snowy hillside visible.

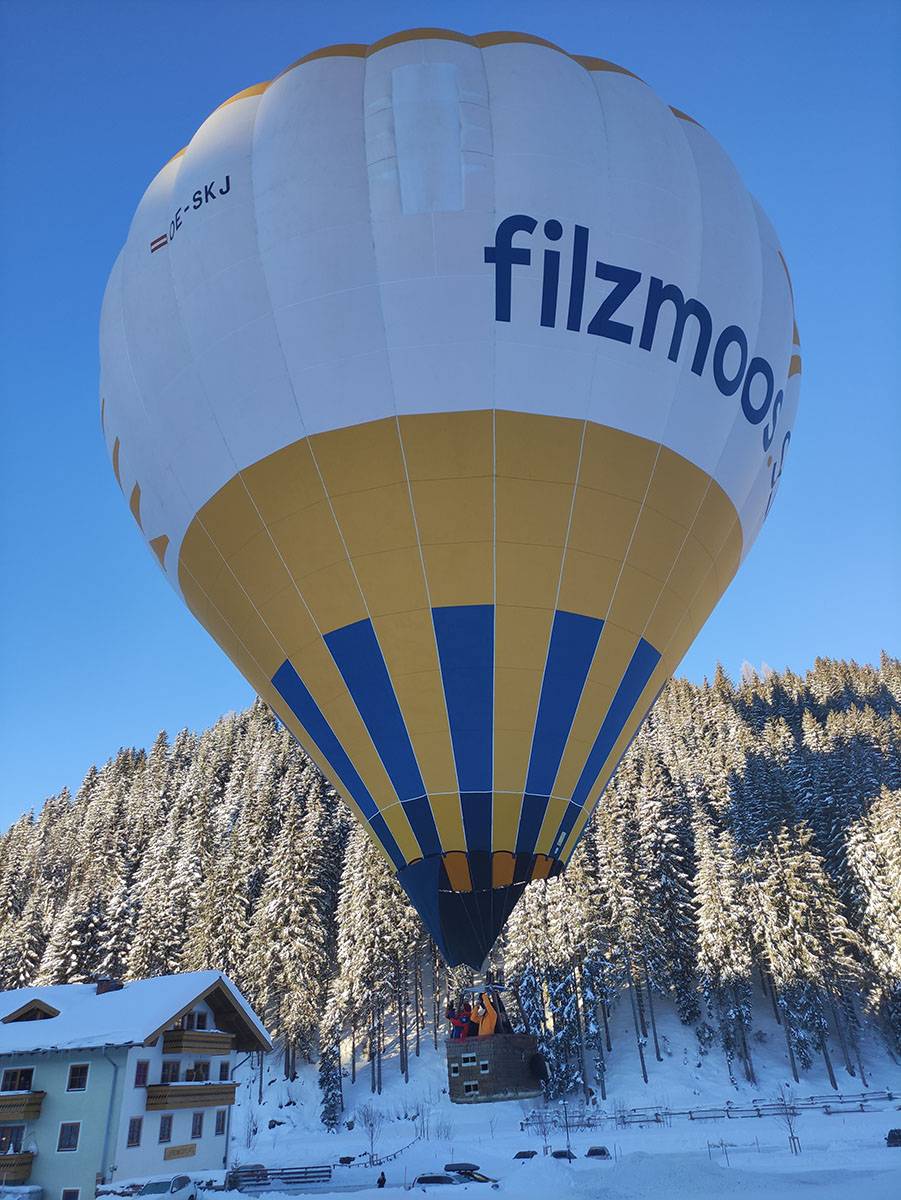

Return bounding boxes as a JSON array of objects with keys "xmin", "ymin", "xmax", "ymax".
[{"xmin": 225, "ymin": 993, "xmax": 901, "ymax": 1199}]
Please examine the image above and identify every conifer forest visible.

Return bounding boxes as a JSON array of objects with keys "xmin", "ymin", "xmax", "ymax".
[{"xmin": 1, "ymin": 656, "xmax": 898, "ymax": 1121}]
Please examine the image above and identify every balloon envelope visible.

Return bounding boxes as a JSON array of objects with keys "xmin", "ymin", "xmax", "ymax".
[{"xmin": 100, "ymin": 30, "xmax": 800, "ymax": 968}]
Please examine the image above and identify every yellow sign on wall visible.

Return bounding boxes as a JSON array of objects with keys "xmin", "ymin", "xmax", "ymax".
[{"xmin": 164, "ymin": 1144, "xmax": 197, "ymax": 1161}]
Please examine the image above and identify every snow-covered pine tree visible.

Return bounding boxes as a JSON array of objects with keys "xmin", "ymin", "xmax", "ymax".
[
  {"xmin": 247, "ymin": 768, "xmax": 343, "ymax": 1066},
  {"xmin": 0, "ymin": 892, "xmax": 48, "ymax": 990},
  {"xmin": 693, "ymin": 810, "xmax": 755, "ymax": 1082},
  {"xmin": 318, "ymin": 1001, "xmax": 344, "ymax": 1129},
  {"xmin": 36, "ymin": 892, "xmax": 110, "ymax": 984}
]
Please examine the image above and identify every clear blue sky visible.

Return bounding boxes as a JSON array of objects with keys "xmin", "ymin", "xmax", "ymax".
[{"xmin": 1, "ymin": 0, "xmax": 898, "ymax": 826}]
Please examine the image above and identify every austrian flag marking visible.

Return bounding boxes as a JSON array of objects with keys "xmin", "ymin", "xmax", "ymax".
[{"xmin": 150, "ymin": 233, "xmax": 168, "ymax": 254}]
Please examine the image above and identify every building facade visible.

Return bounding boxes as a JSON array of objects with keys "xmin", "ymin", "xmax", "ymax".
[{"xmin": 0, "ymin": 973, "xmax": 271, "ymax": 1200}]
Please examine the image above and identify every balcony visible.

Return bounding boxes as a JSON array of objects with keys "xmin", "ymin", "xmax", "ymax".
[
  {"xmin": 161, "ymin": 1028, "xmax": 235, "ymax": 1055},
  {"xmin": 0, "ymin": 1091, "xmax": 45, "ymax": 1120},
  {"xmin": 0, "ymin": 1153, "xmax": 35, "ymax": 1184},
  {"xmin": 145, "ymin": 1082, "xmax": 237, "ymax": 1111}
]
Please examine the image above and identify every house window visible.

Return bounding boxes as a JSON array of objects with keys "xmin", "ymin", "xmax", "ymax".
[
  {"xmin": 450, "ymin": 1063, "xmax": 460, "ymax": 1077},
  {"xmin": 463, "ymin": 1081, "xmax": 480, "ymax": 1097},
  {"xmin": 461, "ymin": 1053, "xmax": 476, "ymax": 1067},
  {"xmin": 1, "ymin": 1067, "xmax": 34, "ymax": 1092},
  {"xmin": 214, "ymin": 1110, "xmax": 226, "ymax": 1136},
  {"xmin": 57, "ymin": 1122, "xmax": 80, "ymax": 1152},
  {"xmin": 187, "ymin": 1061, "xmax": 210, "ymax": 1082},
  {"xmin": 191, "ymin": 1112, "xmax": 204, "ymax": 1139},
  {"xmin": 67, "ymin": 1064, "xmax": 89, "ymax": 1091},
  {"xmin": 134, "ymin": 1060, "xmax": 149, "ymax": 1087},
  {"xmin": 183, "ymin": 1012, "xmax": 196, "ymax": 1030},
  {"xmin": 160, "ymin": 1061, "xmax": 180, "ymax": 1084},
  {"xmin": 126, "ymin": 1117, "xmax": 142, "ymax": 1148},
  {"xmin": 218, "ymin": 1061, "xmax": 230, "ymax": 1082},
  {"xmin": 479, "ymin": 1060, "xmax": 490, "ymax": 1074},
  {"xmin": 62, "ymin": 1189, "xmax": 80, "ymax": 1200},
  {"xmin": 159, "ymin": 1114, "xmax": 173, "ymax": 1144},
  {"xmin": 0, "ymin": 1125, "xmax": 24, "ymax": 1154},
  {"xmin": 196, "ymin": 1011, "xmax": 208, "ymax": 1030}
]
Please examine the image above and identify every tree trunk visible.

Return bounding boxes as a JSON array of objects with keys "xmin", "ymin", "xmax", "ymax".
[
  {"xmin": 370, "ymin": 999, "xmax": 377, "ymax": 1095},
  {"xmin": 625, "ymin": 947, "xmax": 648, "ymax": 1040},
  {"xmin": 396, "ymin": 975, "xmax": 406, "ymax": 1077},
  {"xmin": 718, "ymin": 998, "xmax": 736, "ymax": 1086},
  {"xmin": 825, "ymin": 989, "xmax": 854, "ymax": 1077},
  {"xmin": 820, "ymin": 1033, "xmax": 838, "ymax": 1091},
  {"xmin": 432, "ymin": 947, "xmax": 441, "ymax": 1050},
  {"xmin": 776, "ymin": 994, "xmax": 799, "ymax": 1083},
  {"xmin": 733, "ymin": 1000, "xmax": 756, "ymax": 1086},
  {"xmin": 625, "ymin": 959, "xmax": 649, "ymax": 1084},
  {"xmin": 573, "ymin": 966, "xmax": 591, "ymax": 1101},
  {"xmin": 761, "ymin": 964, "xmax": 782, "ymax": 1025},
  {"xmin": 414, "ymin": 956, "xmax": 422, "ymax": 1057},
  {"xmin": 594, "ymin": 1015, "xmax": 607, "ymax": 1101},
  {"xmin": 642, "ymin": 958, "xmax": 663, "ymax": 1062},
  {"xmin": 816, "ymin": 998, "xmax": 838, "ymax": 1091},
  {"xmin": 376, "ymin": 1014, "xmax": 383, "ymax": 1095},
  {"xmin": 400, "ymin": 964, "xmax": 409, "ymax": 1083},
  {"xmin": 601, "ymin": 991, "xmax": 612, "ymax": 1053},
  {"xmin": 634, "ymin": 979, "xmax": 649, "ymax": 1039},
  {"xmin": 852, "ymin": 1026, "xmax": 868, "ymax": 1088}
]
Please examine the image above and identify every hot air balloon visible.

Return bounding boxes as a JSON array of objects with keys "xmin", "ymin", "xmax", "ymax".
[{"xmin": 100, "ymin": 29, "xmax": 800, "ymax": 972}]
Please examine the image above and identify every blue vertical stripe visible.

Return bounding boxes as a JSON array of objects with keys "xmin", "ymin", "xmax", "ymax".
[
  {"xmin": 400, "ymin": 796, "xmax": 443, "ymax": 858},
  {"xmin": 271, "ymin": 658, "xmax": 406, "ymax": 870},
  {"xmin": 324, "ymin": 619, "xmax": 425, "ymax": 802},
  {"xmin": 550, "ymin": 636, "xmax": 662, "ymax": 855},
  {"xmin": 324, "ymin": 619, "xmax": 441, "ymax": 857},
  {"xmin": 367, "ymin": 812, "xmax": 408, "ymax": 871},
  {"xmin": 515, "ymin": 792, "xmax": 551, "ymax": 855},
  {"xmin": 525, "ymin": 610, "xmax": 603, "ymax": 796},
  {"xmin": 433, "ymin": 605, "xmax": 494, "ymax": 793},
  {"xmin": 460, "ymin": 791, "xmax": 492, "ymax": 853}
]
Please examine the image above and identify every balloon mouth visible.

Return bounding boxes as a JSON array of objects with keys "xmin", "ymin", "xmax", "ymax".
[{"xmin": 398, "ymin": 851, "xmax": 563, "ymax": 969}]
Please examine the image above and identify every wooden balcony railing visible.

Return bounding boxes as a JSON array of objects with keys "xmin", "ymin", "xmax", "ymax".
[
  {"xmin": 145, "ymin": 1082, "xmax": 237, "ymax": 1111},
  {"xmin": 0, "ymin": 1153, "xmax": 35, "ymax": 1183},
  {"xmin": 0, "ymin": 1091, "xmax": 45, "ymax": 1120},
  {"xmin": 161, "ymin": 1029, "xmax": 235, "ymax": 1055}
]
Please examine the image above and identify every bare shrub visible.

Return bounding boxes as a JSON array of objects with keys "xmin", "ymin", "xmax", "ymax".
[
  {"xmin": 775, "ymin": 1085, "xmax": 802, "ymax": 1154},
  {"xmin": 357, "ymin": 1102, "xmax": 384, "ymax": 1164}
]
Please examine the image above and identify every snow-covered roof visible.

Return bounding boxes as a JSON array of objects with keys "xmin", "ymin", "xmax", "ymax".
[{"xmin": 0, "ymin": 971, "xmax": 271, "ymax": 1055}]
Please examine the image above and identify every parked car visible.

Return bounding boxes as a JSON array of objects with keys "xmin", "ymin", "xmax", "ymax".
[
  {"xmin": 886, "ymin": 1129, "xmax": 901, "ymax": 1147},
  {"xmin": 412, "ymin": 1174, "xmax": 463, "ymax": 1189},
  {"xmin": 137, "ymin": 1176, "xmax": 197, "ymax": 1200}
]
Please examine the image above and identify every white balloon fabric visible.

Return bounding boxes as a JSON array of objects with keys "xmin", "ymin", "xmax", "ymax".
[{"xmin": 100, "ymin": 30, "xmax": 800, "ymax": 967}]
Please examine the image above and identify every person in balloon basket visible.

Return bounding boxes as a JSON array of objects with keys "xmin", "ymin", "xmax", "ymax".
[
  {"xmin": 464, "ymin": 1001, "xmax": 479, "ymax": 1038},
  {"xmin": 446, "ymin": 1002, "xmax": 469, "ymax": 1039},
  {"xmin": 474, "ymin": 991, "xmax": 498, "ymax": 1037},
  {"xmin": 446, "ymin": 1000, "xmax": 478, "ymax": 1039}
]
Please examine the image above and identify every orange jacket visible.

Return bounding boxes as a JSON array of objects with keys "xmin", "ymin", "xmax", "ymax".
[{"xmin": 476, "ymin": 992, "xmax": 497, "ymax": 1037}]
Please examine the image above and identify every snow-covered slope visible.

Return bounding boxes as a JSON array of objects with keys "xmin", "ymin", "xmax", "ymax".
[{"xmin": 224, "ymin": 996, "xmax": 901, "ymax": 1199}]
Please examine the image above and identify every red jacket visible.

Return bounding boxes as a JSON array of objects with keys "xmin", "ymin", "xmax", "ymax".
[{"xmin": 448, "ymin": 1012, "xmax": 469, "ymax": 1038}]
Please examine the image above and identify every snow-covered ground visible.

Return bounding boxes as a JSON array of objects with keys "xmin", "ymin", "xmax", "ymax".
[{"xmin": 221, "ymin": 997, "xmax": 901, "ymax": 1198}]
